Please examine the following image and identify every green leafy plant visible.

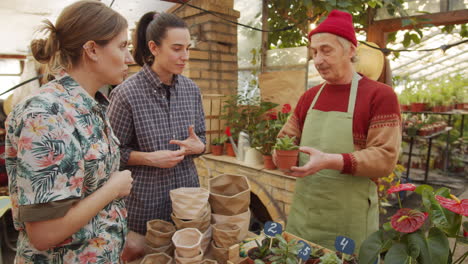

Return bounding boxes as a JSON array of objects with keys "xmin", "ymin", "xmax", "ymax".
[
  {"xmin": 269, "ymin": 234, "xmax": 303, "ymax": 264},
  {"xmin": 359, "ymin": 184, "xmax": 467, "ymax": 264},
  {"xmin": 211, "ymin": 135, "xmax": 228, "ymax": 146},
  {"xmin": 249, "ymin": 237, "xmax": 277, "ymax": 263},
  {"xmin": 319, "ymin": 252, "xmax": 342, "ymax": 264},
  {"xmin": 273, "ymin": 135, "xmax": 299, "ymax": 151},
  {"xmin": 220, "ymin": 95, "xmax": 277, "ymax": 142},
  {"xmin": 251, "ymin": 104, "xmax": 292, "ymax": 155}
]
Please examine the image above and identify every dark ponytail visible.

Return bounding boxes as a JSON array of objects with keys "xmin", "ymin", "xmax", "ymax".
[
  {"xmin": 133, "ymin": 12, "xmax": 156, "ymax": 67},
  {"xmin": 133, "ymin": 12, "xmax": 188, "ymax": 67}
]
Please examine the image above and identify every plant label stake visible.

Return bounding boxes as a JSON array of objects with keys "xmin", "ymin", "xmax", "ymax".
[
  {"xmin": 297, "ymin": 240, "xmax": 311, "ymax": 264},
  {"xmin": 264, "ymin": 221, "xmax": 282, "ymax": 249},
  {"xmin": 335, "ymin": 236, "xmax": 355, "ymax": 262}
]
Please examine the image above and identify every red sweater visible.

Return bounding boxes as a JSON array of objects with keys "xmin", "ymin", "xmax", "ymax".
[{"xmin": 280, "ymin": 75, "xmax": 401, "ymax": 177}]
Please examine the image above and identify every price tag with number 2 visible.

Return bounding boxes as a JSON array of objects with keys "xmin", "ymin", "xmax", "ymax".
[{"xmin": 264, "ymin": 221, "xmax": 282, "ymax": 237}]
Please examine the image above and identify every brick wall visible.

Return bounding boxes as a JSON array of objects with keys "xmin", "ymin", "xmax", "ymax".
[{"xmin": 173, "ymin": 0, "xmax": 240, "ymax": 95}]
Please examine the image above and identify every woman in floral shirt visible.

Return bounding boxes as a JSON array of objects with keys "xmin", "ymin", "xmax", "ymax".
[{"xmin": 5, "ymin": 1, "xmax": 134, "ymax": 263}]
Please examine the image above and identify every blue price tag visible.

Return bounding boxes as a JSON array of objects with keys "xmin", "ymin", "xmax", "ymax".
[
  {"xmin": 335, "ymin": 236, "xmax": 355, "ymax": 255},
  {"xmin": 264, "ymin": 221, "xmax": 283, "ymax": 237},
  {"xmin": 297, "ymin": 240, "xmax": 311, "ymax": 261}
]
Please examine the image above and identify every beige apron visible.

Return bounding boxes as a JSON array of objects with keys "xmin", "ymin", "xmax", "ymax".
[{"xmin": 286, "ymin": 73, "xmax": 378, "ymax": 254}]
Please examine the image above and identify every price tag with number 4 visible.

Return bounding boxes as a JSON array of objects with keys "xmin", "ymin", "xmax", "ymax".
[
  {"xmin": 297, "ymin": 240, "xmax": 311, "ymax": 261},
  {"xmin": 335, "ymin": 236, "xmax": 355, "ymax": 255},
  {"xmin": 264, "ymin": 221, "xmax": 282, "ymax": 237}
]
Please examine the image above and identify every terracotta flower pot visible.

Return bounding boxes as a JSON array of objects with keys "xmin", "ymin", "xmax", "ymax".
[
  {"xmin": 211, "ymin": 144, "xmax": 224, "ymax": 156},
  {"xmin": 275, "ymin": 149, "xmax": 299, "ymax": 172},
  {"xmin": 225, "ymin": 142, "xmax": 236, "ymax": 157},
  {"xmin": 263, "ymin": 155, "xmax": 276, "ymax": 170},
  {"xmin": 432, "ymin": 106, "xmax": 443, "ymax": 112},
  {"xmin": 455, "ymin": 103, "xmax": 468, "ymax": 110},
  {"xmin": 410, "ymin": 102, "xmax": 427, "ymax": 112},
  {"xmin": 400, "ymin": 104, "xmax": 410, "ymax": 111}
]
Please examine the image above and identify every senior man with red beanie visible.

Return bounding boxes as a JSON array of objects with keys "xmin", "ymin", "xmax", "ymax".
[{"xmin": 275, "ymin": 10, "xmax": 401, "ymax": 252}]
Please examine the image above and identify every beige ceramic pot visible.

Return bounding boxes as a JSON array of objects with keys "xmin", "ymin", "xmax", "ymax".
[
  {"xmin": 209, "ymin": 174, "xmax": 251, "ymax": 215},
  {"xmin": 172, "ymin": 228, "xmax": 203, "ymax": 258}
]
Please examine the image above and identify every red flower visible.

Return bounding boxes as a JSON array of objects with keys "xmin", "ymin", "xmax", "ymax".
[
  {"xmin": 282, "ymin": 104, "xmax": 292, "ymax": 114},
  {"xmin": 225, "ymin": 126, "xmax": 232, "ymax": 137},
  {"xmin": 387, "ymin": 183, "xmax": 416, "ymax": 194},
  {"xmin": 435, "ymin": 195, "xmax": 468, "ymax": 216},
  {"xmin": 391, "ymin": 208, "xmax": 428, "ymax": 233},
  {"xmin": 464, "ymin": 230, "xmax": 468, "ymax": 238},
  {"xmin": 267, "ymin": 111, "xmax": 278, "ymax": 120}
]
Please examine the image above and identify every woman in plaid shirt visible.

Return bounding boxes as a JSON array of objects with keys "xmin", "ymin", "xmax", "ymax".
[{"xmin": 107, "ymin": 12, "xmax": 206, "ymax": 261}]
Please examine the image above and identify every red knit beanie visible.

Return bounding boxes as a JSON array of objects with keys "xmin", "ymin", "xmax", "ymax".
[{"xmin": 307, "ymin": 10, "xmax": 357, "ymax": 46}]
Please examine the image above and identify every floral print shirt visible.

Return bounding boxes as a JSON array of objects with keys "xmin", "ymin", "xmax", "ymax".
[{"xmin": 5, "ymin": 75, "xmax": 127, "ymax": 263}]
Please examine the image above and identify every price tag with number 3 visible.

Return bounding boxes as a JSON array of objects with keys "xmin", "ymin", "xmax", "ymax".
[
  {"xmin": 264, "ymin": 221, "xmax": 283, "ymax": 237},
  {"xmin": 335, "ymin": 236, "xmax": 355, "ymax": 255}
]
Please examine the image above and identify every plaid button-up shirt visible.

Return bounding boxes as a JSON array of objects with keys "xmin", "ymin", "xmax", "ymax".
[{"xmin": 107, "ymin": 64, "xmax": 206, "ymax": 234}]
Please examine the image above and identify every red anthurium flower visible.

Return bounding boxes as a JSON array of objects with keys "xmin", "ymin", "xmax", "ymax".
[
  {"xmin": 225, "ymin": 126, "xmax": 232, "ymax": 137},
  {"xmin": 387, "ymin": 183, "xmax": 416, "ymax": 194},
  {"xmin": 391, "ymin": 208, "xmax": 428, "ymax": 233},
  {"xmin": 435, "ymin": 195, "xmax": 468, "ymax": 216},
  {"xmin": 281, "ymin": 104, "xmax": 292, "ymax": 114},
  {"xmin": 464, "ymin": 230, "xmax": 468, "ymax": 238},
  {"xmin": 267, "ymin": 111, "xmax": 278, "ymax": 120}
]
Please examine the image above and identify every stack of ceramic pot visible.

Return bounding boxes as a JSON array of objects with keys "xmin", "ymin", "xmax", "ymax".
[
  {"xmin": 172, "ymin": 228, "xmax": 204, "ymax": 264},
  {"xmin": 144, "ymin": 219, "xmax": 176, "ymax": 256},
  {"xmin": 209, "ymin": 174, "xmax": 251, "ymax": 264},
  {"xmin": 170, "ymin": 187, "xmax": 212, "ymax": 255}
]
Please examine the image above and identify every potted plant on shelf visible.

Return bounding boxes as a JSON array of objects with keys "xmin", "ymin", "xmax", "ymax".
[
  {"xmin": 273, "ymin": 135, "xmax": 299, "ymax": 172},
  {"xmin": 211, "ymin": 135, "xmax": 227, "ymax": 156},
  {"xmin": 251, "ymin": 104, "xmax": 292, "ymax": 170},
  {"xmin": 224, "ymin": 126, "xmax": 237, "ymax": 157}
]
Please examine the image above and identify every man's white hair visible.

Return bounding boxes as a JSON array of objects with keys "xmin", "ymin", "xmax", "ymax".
[{"xmin": 336, "ymin": 35, "xmax": 358, "ymax": 63}]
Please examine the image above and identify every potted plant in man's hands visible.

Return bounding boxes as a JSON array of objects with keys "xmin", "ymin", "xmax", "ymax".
[
  {"xmin": 273, "ymin": 135, "xmax": 299, "ymax": 172},
  {"xmin": 211, "ymin": 135, "xmax": 227, "ymax": 156}
]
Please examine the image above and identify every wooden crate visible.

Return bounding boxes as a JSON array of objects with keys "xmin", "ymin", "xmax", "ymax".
[
  {"xmin": 202, "ymin": 94, "xmax": 226, "ymax": 153},
  {"xmin": 227, "ymin": 232, "xmax": 333, "ymax": 264}
]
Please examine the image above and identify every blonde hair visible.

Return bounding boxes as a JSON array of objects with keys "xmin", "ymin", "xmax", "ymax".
[{"xmin": 31, "ymin": 0, "xmax": 127, "ymax": 74}]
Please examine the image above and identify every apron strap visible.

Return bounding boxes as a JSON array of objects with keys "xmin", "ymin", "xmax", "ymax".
[
  {"xmin": 347, "ymin": 72, "xmax": 360, "ymax": 115},
  {"xmin": 310, "ymin": 83, "xmax": 326, "ymax": 109}
]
